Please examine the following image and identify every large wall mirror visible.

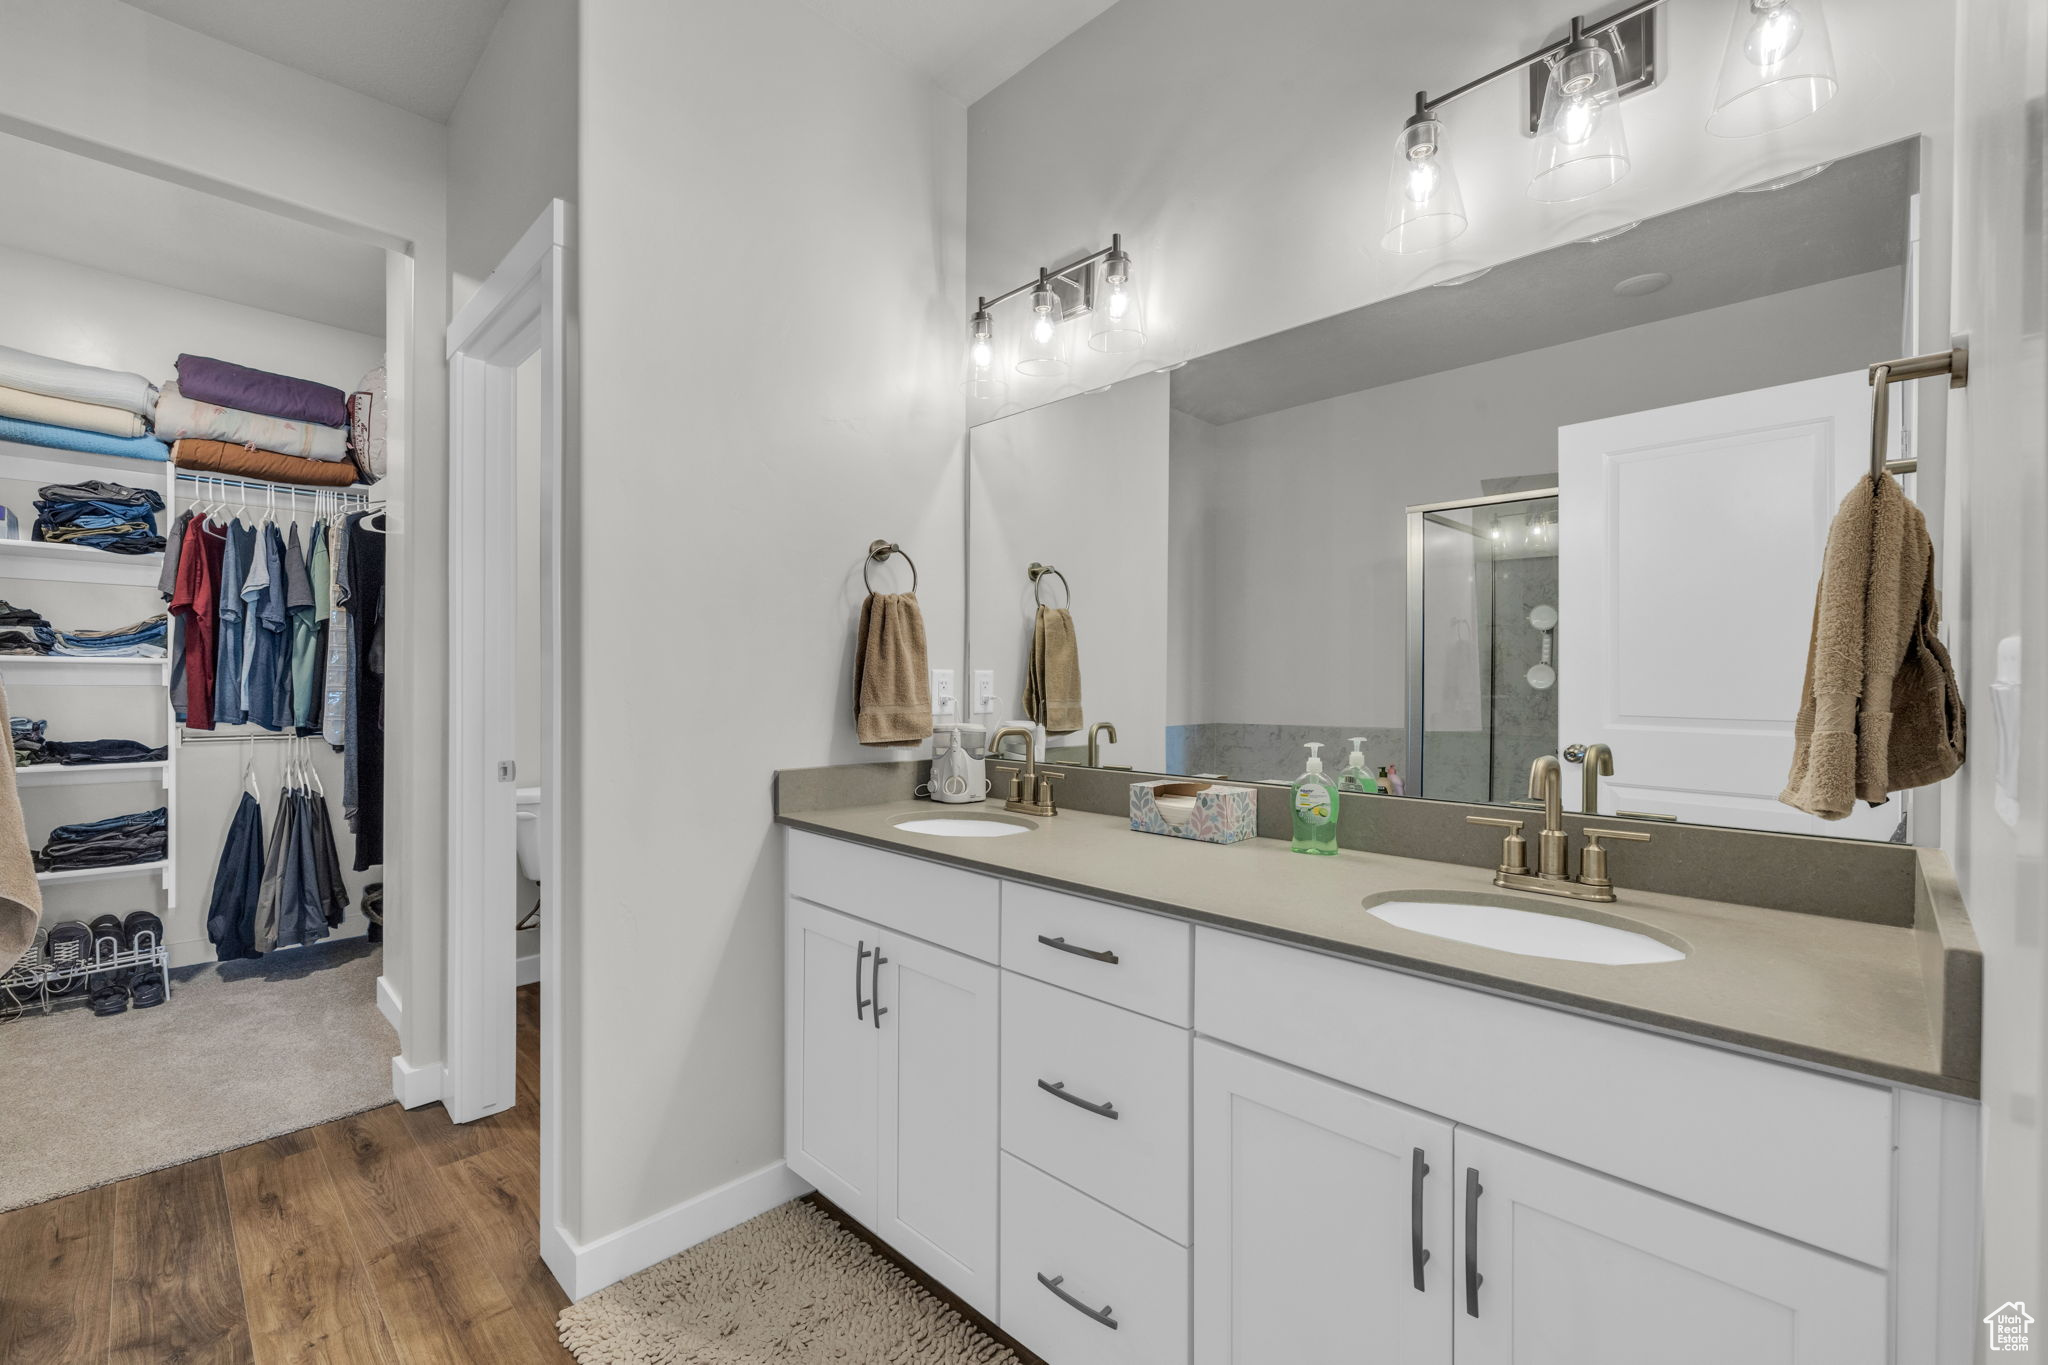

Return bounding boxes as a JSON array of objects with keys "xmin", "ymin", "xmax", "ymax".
[{"xmin": 967, "ymin": 137, "xmax": 1938, "ymax": 843}]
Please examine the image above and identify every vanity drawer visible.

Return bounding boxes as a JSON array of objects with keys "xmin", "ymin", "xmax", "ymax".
[
  {"xmin": 1002, "ymin": 972, "xmax": 1190, "ymax": 1243},
  {"xmin": 1001, "ymin": 881, "xmax": 1191, "ymax": 1025},
  {"xmin": 999, "ymin": 1153, "xmax": 1189, "ymax": 1365},
  {"xmin": 785, "ymin": 829, "xmax": 999, "ymax": 962},
  {"xmin": 1195, "ymin": 926, "xmax": 1896, "ymax": 1267}
]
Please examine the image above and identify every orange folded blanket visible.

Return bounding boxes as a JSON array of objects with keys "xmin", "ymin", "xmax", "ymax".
[{"xmin": 172, "ymin": 438, "xmax": 364, "ymax": 488}]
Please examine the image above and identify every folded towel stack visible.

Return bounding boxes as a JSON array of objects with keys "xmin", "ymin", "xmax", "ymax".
[
  {"xmin": 165, "ymin": 354, "xmax": 369, "ymax": 485},
  {"xmin": 0, "ymin": 343, "xmax": 167, "ymax": 462},
  {"xmin": 32, "ymin": 479, "xmax": 166, "ymax": 555}
]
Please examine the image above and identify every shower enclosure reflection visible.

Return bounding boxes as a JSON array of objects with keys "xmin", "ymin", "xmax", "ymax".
[{"xmin": 1408, "ymin": 491, "xmax": 1560, "ymax": 805}]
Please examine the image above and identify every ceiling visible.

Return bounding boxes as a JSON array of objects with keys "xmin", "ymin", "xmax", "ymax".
[
  {"xmin": 0, "ymin": 131, "xmax": 387, "ymax": 335},
  {"xmin": 797, "ymin": 0, "xmax": 1122, "ymax": 103},
  {"xmin": 1174, "ymin": 140, "xmax": 1917, "ymax": 427},
  {"xmin": 120, "ymin": 0, "xmax": 510, "ymax": 121}
]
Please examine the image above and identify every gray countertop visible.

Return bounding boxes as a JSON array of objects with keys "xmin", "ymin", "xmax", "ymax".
[{"xmin": 777, "ymin": 798, "xmax": 1980, "ymax": 1097}]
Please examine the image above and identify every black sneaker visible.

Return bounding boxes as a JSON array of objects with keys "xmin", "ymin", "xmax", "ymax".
[{"xmin": 42, "ymin": 921, "xmax": 90, "ymax": 995}]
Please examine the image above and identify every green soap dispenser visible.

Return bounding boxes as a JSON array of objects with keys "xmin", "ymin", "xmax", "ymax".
[
  {"xmin": 1292, "ymin": 742, "xmax": 1340, "ymax": 855},
  {"xmin": 1338, "ymin": 737, "xmax": 1380, "ymax": 795}
]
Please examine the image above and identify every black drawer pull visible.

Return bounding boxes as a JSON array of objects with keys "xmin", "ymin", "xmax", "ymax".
[
  {"xmin": 1037, "ymin": 934, "xmax": 1119, "ymax": 965},
  {"xmin": 855, "ymin": 940, "xmax": 873, "ymax": 1022},
  {"xmin": 1464, "ymin": 1167, "xmax": 1484, "ymax": 1318},
  {"xmin": 1037, "ymin": 1273, "xmax": 1118, "ymax": 1330},
  {"xmin": 1411, "ymin": 1147, "xmax": 1431, "ymax": 1292},
  {"xmin": 1037, "ymin": 1079, "xmax": 1119, "ymax": 1120},
  {"xmin": 871, "ymin": 948, "xmax": 889, "ymax": 1029}
]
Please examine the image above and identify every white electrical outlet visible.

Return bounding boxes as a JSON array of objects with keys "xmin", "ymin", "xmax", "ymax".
[
  {"xmin": 931, "ymin": 668, "xmax": 957, "ymax": 717},
  {"xmin": 974, "ymin": 670, "xmax": 996, "ymax": 714}
]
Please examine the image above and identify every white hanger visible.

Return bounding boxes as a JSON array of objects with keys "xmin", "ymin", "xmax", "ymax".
[{"xmin": 240, "ymin": 739, "xmax": 261, "ymax": 800}]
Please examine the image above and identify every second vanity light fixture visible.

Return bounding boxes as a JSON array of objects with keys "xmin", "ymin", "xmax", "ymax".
[
  {"xmin": 969, "ymin": 234, "xmax": 1146, "ymax": 392},
  {"xmin": 1384, "ymin": 0, "xmax": 1839, "ymax": 253}
]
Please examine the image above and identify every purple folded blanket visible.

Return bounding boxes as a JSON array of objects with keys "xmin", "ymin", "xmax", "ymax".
[{"xmin": 174, "ymin": 354, "xmax": 349, "ymax": 429}]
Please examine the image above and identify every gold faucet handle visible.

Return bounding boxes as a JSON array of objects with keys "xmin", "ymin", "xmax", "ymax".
[
  {"xmin": 990, "ymin": 764, "xmax": 1023, "ymax": 801},
  {"xmin": 1037, "ymin": 769, "xmax": 1064, "ymax": 812},
  {"xmin": 1579, "ymin": 827, "xmax": 1651, "ymax": 889},
  {"xmin": 1466, "ymin": 816, "xmax": 1529, "ymax": 877}
]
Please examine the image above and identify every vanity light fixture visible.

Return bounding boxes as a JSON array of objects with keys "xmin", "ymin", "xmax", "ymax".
[
  {"xmin": 1529, "ymin": 17, "xmax": 1632, "ymax": 202},
  {"xmin": 1707, "ymin": 0, "xmax": 1837, "ymax": 137},
  {"xmin": 968, "ymin": 235, "xmax": 1148, "ymax": 385}
]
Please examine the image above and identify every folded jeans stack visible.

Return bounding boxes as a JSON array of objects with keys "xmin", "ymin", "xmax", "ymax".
[
  {"xmin": 0, "ymin": 600, "xmax": 52, "ymax": 656},
  {"xmin": 43, "ymin": 613, "xmax": 168, "ymax": 659},
  {"xmin": 11, "ymin": 716, "xmax": 45, "ymax": 765},
  {"xmin": 12, "ymin": 717, "xmax": 166, "ymax": 768},
  {"xmin": 32, "ymin": 480, "xmax": 167, "ymax": 555},
  {"xmin": 36, "ymin": 806, "xmax": 168, "ymax": 872}
]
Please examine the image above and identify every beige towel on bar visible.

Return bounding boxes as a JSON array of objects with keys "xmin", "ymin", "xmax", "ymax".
[
  {"xmin": 855, "ymin": 592, "xmax": 933, "ymax": 747},
  {"xmin": 0, "ymin": 682, "xmax": 44, "ymax": 977},
  {"xmin": 1026, "ymin": 604, "xmax": 1083, "ymax": 735},
  {"xmin": 1781, "ymin": 474, "xmax": 1964, "ymax": 819}
]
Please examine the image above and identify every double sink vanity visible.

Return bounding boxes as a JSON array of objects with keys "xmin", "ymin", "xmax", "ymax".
[{"xmin": 778, "ymin": 762, "xmax": 1980, "ymax": 1365}]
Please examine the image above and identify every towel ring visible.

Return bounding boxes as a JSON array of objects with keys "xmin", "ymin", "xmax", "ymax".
[
  {"xmin": 1029, "ymin": 562, "xmax": 1071, "ymax": 607},
  {"xmin": 865, "ymin": 539, "xmax": 917, "ymax": 593}
]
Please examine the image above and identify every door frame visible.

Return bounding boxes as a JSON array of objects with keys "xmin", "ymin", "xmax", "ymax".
[{"xmin": 444, "ymin": 201, "xmax": 571, "ymax": 1263}]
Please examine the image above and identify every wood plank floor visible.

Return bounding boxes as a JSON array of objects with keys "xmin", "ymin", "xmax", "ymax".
[{"xmin": 0, "ymin": 984, "xmax": 573, "ymax": 1365}]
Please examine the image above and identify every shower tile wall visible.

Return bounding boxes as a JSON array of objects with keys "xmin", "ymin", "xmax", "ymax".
[{"xmin": 1488, "ymin": 554, "xmax": 1559, "ymax": 803}]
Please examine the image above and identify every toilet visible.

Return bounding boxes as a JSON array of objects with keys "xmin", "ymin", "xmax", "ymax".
[{"xmin": 515, "ymin": 787, "xmax": 543, "ymax": 926}]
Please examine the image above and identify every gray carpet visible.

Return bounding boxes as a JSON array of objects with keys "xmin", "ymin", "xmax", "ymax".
[
  {"xmin": 0, "ymin": 937, "xmax": 396, "ymax": 1212},
  {"xmin": 558, "ymin": 1201, "xmax": 1017, "ymax": 1364}
]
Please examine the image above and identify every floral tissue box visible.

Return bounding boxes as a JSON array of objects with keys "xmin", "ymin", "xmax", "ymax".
[{"xmin": 1129, "ymin": 779, "xmax": 1259, "ymax": 845}]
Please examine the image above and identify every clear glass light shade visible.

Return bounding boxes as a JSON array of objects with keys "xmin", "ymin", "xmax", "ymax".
[
  {"xmin": 1015, "ymin": 286, "xmax": 1070, "ymax": 376},
  {"xmin": 967, "ymin": 309, "xmax": 1005, "ymax": 400},
  {"xmin": 1381, "ymin": 117, "xmax": 1467, "ymax": 254},
  {"xmin": 1708, "ymin": 0, "xmax": 1838, "ymax": 137},
  {"xmin": 1529, "ymin": 43, "xmax": 1630, "ymax": 202},
  {"xmin": 1088, "ymin": 263, "xmax": 1146, "ymax": 353}
]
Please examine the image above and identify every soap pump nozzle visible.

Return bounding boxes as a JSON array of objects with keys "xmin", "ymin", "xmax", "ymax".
[
  {"xmin": 1303, "ymin": 741, "xmax": 1325, "ymax": 775},
  {"xmin": 1345, "ymin": 737, "xmax": 1369, "ymax": 768}
]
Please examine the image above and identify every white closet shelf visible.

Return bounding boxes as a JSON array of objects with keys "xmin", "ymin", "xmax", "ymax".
[
  {"xmin": 0, "ymin": 439, "xmax": 169, "ymax": 487},
  {"xmin": 15, "ymin": 761, "xmax": 169, "ymax": 786},
  {"xmin": 0, "ymin": 656, "xmax": 168, "ymax": 686},
  {"xmin": 35, "ymin": 858, "xmax": 169, "ymax": 885},
  {"xmin": 0, "ymin": 538, "xmax": 162, "ymax": 586}
]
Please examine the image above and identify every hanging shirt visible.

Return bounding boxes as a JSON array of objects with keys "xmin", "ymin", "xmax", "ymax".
[
  {"xmin": 160, "ymin": 508, "xmax": 194, "ymax": 718},
  {"xmin": 342, "ymin": 511, "xmax": 386, "ymax": 870},
  {"xmin": 212, "ymin": 520, "xmax": 254, "ymax": 727},
  {"xmin": 170, "ymin": 517, "xmax": 224, "ymax": 730},
  {"xmin": 245, "ymin": 524, "xmax": 290, "ymax": 731},
  {"xmin": 323, "ymin": 517, "xmax": 350, "ymax": 750},
  {"xmin": 285, "ymin": 522, "xmax": 322, "ymax": 732}
]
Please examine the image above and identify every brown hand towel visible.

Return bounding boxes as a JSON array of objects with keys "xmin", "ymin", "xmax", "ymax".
[
  {"xmin": 855, "ymin": 591, "xmax": 933, "ymax": 747},
  {"xmin": 1781, "ymin": 474, "xmax": 1964, "ymax": 818},
  {"xmin": 1025, "ymin": 604, "xmax": 1083, "ymax": 735},
  {"xmin": 0, "ymin": 682, "xmax": 44, "ymax": 976}
]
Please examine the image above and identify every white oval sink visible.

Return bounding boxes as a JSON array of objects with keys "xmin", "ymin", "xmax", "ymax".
[
  {"xmin": 893, "ymin": 816, "xmax": 1035, "ymax": 838},
  {"xmin": 1368, "ymin": 899, "xmax": 1685, "ymax": 965}
]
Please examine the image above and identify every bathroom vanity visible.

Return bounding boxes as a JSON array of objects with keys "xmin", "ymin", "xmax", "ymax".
[{"xmin": 778, "ymin": 788, "xmax": 1978, "ymax": 1365}]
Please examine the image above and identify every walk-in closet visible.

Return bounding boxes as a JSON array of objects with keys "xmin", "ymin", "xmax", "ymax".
[{"xmin": 0, "ymin": 128, "xmax": 401, "ymax": 1210}]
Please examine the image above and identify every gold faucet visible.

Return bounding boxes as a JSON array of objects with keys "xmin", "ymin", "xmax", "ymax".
[
  {"xmin": 1465, "ymin": 755, "xmax": 1651, "ymax": 903},
  {"xmin": 990, "ymin": 725, "xmax": 1062, "ymax": 817},
  {"xmin": 1087, "ymin": 721, "xmax": 1119, "ymax": 767},
  {"xmin": 1580, "ymin": 742, "xmax": 1613, "ymax": 815}
]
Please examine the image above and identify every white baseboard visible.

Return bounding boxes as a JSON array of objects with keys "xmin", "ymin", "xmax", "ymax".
[
  {"xmin": 376, "ymin": 974, "xmax": 403, "ymax": 1033},
  {"xmin": 390, "ymin": 1053, "xmax": 444, "ymax": 1110},
  {"xmin": 517, "ymin": 952, "xmax": 539, "ymax": 988},
  {"xmin": 548, "ymin": 1160, "xmax": 810, "ymax": 1300}
]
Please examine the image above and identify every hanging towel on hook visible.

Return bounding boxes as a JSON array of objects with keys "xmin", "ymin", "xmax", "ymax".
[
  {"xmin": 1780, "ymin": 473, "xmax": 1965, "ymax": 819},
  {"xmin": 1026, "ymin": 604, "xmax": 1083, "ymax": 736},
  {"xmin": 854, "ymin": 591, "xmax": 932, "ymax": 747}
]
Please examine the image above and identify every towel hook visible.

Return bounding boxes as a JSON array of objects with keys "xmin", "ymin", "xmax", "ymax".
[
  {"xmin": 864, "ymin": 539, "xmax": 918, "ymax": 593},
  {"xmin": 1029, "ymin": 562, "xmax": 1071, "ymax": 607}
]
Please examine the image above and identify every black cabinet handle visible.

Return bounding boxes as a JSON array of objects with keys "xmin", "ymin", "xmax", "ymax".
[
  {"xmin": 871, "ymin": 947, "xmax": 889, "ymax": 1029},
  {"xmin": 1037, "ymin": 934, "xmax": 1119, "ymax": 965},
  {"xmin": 855, "ymin": 941, "xmax": 873, "ymax": 1022},
  {"xmin": 1411, "ymin": 1147, "xmax": 1432, "ymax": 1292},
  {"xmin": 1037, "ymin": 1079, "xmax": 1119, "ymax": 1120},
  {"xmin": 1037, "ymin": 1273, "xmax": 1118, "ymax": 1330},
  {"xmin": 1464, "ymin": 1167, "xmax": 1484, "ymax": 1318}
]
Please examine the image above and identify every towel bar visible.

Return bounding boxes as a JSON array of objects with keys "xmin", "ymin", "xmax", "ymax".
[{"xmin": 1868, "ymin": 342, "xmax": 1967, "ymax": 484}]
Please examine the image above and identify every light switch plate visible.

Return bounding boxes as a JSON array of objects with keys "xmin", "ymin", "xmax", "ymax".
[
  {"xmin": 931, "ymin": 668, "xmax": 956, "ymax": 717},
  {"xmin": 974, "ymin": 670, "xmax": 996, "ymax": 714}
]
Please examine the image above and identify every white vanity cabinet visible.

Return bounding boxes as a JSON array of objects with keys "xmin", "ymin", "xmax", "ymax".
[
  {"xmin": 783, "ymin": 834, "xmax": 1002, "ymax": 1316},
  {"xmin": 782, "ymin": 830, "xmax": 1972, "ymax": 1363}
]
